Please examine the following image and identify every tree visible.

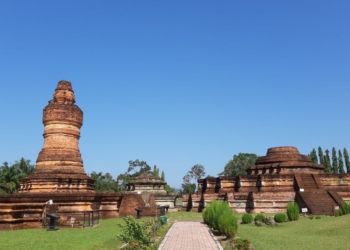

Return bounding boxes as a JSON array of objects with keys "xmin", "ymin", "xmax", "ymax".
[
  {"xmin": 324, "ymin": 150, "xmax": 332, "ymax": 174},
  {"xmin": 153, "ymin": 165, "xmax": 159, "ymax": 178},
  {"xmin": 91, "ymin": 171, "xmax": 120, "ymax": 193},
  {"xmin": 0, "ymin": 162, "xmax": 20, "ymax": 194},
  {"xmin": 344, "ymin": 148, "xmax": 350, "ymax": 173},
  {"xmin": 332, "ymin": 147, "xmax": 338, "ymax": 174},
  {"xmin": 318, "ymin": 147, "xmax": 325, "ymax": 165},
  {"xmin": 0, "ymin": 158, "xmax": 35, "ymax": 194},
  {"xmin": 309, "ymin": 149, "xmax": 318, "ymax": 164},
  {"xmin": 15, "ymin": 158, "xmax": 35, "ymax": 178},
  {"xmin": 181, "ymin": 164, "xmax": 206, "ymax": 194},
  {"xmin": 188, "ymin": 164, "xmax": 206, "ymax": 181},
  {"xmin": 219, "ymin": 153, "xmax": 258, "ymax": 176},
  {"xmin": 338, "ymin": 150, "xmax": 345, "ymax": 174},
  {"xmin": 161, "ymin": 171, "xmax": 165, "ymax": 181},
  {"xmin": 127, "ymin": 159, "xmax": 151, "ymax": 176}
]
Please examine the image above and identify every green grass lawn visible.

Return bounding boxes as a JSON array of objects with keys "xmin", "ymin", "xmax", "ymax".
[
  {"xmin": 236, "ymin": 214, "xmax": 350, "ymax": 250},
  {"xmin": 1, "ymin": 212, "xmax": 350, "ymax": 250}
]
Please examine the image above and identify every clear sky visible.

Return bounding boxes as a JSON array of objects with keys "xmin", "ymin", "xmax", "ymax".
[{"xmin": 1, "ymin": 1, "xmax": 349, "ymax": 188}]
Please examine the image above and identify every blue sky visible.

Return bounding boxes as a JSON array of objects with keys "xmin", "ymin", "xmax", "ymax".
[{"xmin": 1, "ymin": 1, "xmax": 349, "ymax": 188}]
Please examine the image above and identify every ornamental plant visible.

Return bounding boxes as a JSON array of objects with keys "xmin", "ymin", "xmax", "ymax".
[
  {"xmin": 116, "ymin": 216, "xmax": 154, "ymax": 249},
  {"xmin": 217, "ymin": 202, "xmax": 238, "ymax": 239},
  {"xmin": 286, "ymin": 202, "xmax": 300, "ymax": 221},
  {"xmin": 274, "ymin": 213, "xmax": 287, "ymax": 223},
  {"xmin": 254, "ymin": 214, "xmax": 265, "ymax": 222},
  {"xmin": 341, "ymin": 202, "xmax": 350, "ymax": 215},
  {"xmin": 241, "ymin": 213, "xmax": 253, "ymax": 224},
  {"xmin": 203, "ymin": 201, "xmax": 238, "ymax": 238}
]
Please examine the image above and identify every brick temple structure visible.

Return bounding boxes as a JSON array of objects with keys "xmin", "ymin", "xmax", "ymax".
[
  {"xmin": 183, "ymin": 146, "xmax": 350, "ymax": 215},
  {"xmin": 125, "ymin": 172, "xmax": 177, "ymax": 210},
  {"xmin": 0, "ymin": 80, "xmax": 164, "ymax": 230}
]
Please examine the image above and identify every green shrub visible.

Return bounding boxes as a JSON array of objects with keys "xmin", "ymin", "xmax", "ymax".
[
  {"xmin": 235, "ymin": 238, "xmax": 251, "ymax": 250},
  {"xmin": 341, "ymin": 202, "xmax": 350, "ymax": 215},
  {"xmin": 254, "ymin": 214, "xmax": 265, "ymax": 222},
  {"xmin": 202, "ymin": 200, "xmax": 220, "ymax": 229},
  {"xmin": 241, "ymin": 213, "xmax": 253, "ymax": 224},
  {"xmin": 316, "ymin": 216, "xmax": 321, "ymax": 219},
  {"xmin": 203, "ymin": 201, "xmax": 238, "ymax": 238},
  {"xmin": 286, "ymin": 202, "xmax": 300, "ymax": 221},
  {"xmin": 335, "ymin": 210, "xmax": 340, "ymax": 217},
  {"xmin": 309, "ymin": 216, "xmax": 314, "ymax": 220},
  {"xmin": 116, "ymin": 216, "xmax": 154, "ymax": 249},
  {"xmin": 274, "ymin": 213, "xmax": 287, "ymax": 223},
  {"xmin": 217, "ymin": 202, "xmax": 238, "ymax": 239},
  {"xmin": 203, "ymin": 200, "xmax": 233, "ymax": 231}
]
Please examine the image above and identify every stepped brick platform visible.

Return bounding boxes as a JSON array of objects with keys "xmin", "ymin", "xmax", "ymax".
[{"xmin": 184, "ymin": 146, "xmax": 350, "ymax": 215}]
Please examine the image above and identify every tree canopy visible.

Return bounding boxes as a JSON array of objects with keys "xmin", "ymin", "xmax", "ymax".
[
  {"xmin": 219, "ymin": 153, "xmax": 258, "ymax": 176},
  {"xmin": 90, "ymin": 171, "xmax": 121, "ymax": 193},
  {"xmin": 0, "ymin": 158, "xmax": 35, "ymax": 194},
  {"xmin": 181, "ymin": 164, "xmax": 206, "ymax": 194}
]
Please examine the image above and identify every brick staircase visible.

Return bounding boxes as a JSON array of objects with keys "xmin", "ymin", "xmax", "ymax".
[{"xmin": 297, "ymin": 174, "xmax": 339, "ymax": 215}]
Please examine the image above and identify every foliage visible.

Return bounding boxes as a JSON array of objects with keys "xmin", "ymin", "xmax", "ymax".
[
  {"xmin": 182, "ymin": 164, "xmax": 205, "ymax": 194},
  {"xmin": 316, "ymin": 216, "xmax": 321, "ymax": 219},
  {"xmin": 127, "ymin": 159, "xmax": 151, "ymax": 174},
  {"xmin": 203, "ymin": 200, "xmax": 238, "ymax": 238},
  {"xmin": 324, "ymin": 149, "xmax": 332, "ymax": 174},
  {"xmin": 90, "ymin": 171, "xmax": 120, "ymax": 193},
  {"xmin": 241, "ymin": 213, "xmax": 253, "ymax": 224},
  {"xmin": 219, "ymin": 153, "xmax": 258, "ymax": 176},
  {"xmin": 116, "ymin": 216, "xmax": 154, "ymax": 249},
  {"xmin": 153, "ymin": 165, "xmax": 159, "ymax": 178},
  {"xmin": 318, "ymin": 147, "xmax": 324, "ymax": 165},
  {"xmin": 309, "ymin": 149, "xmax": 318, "ymax": 164},
  {"xmin": 286, "ymin": 202, "xmax": 300, "ymax": 221},
  {"xmin": 344, "ymin": 148, "xmax": 350, "ymax": 173},
  {"xmin": 0, "ymin": 158, "xmax": 34, "ymax": 194},
  {"xmin": 254, "ymin": 214, "xmax": 265, "ymax": 222},
  {"xmin": 164, "ymin": 184, "xmax": 174, "ymax": 194},
  {"xmin": 235, "ymin": 238, "xmax": 251, "ymax": 250},
  {"xmin": 335, "ymin": 210, "xmax": 340, "ymax": 217},
  {"xmin": 217, "ymin": 202, "xmax": 238, "ymax": 239},
  {"xmin": 316, "ymin": 147, "xmax": 350, "ymax": 174},
  {"xmin": 274, "ymin": 213, "xmax": 287, "ymax": 223},
  {"xmin": 341, "ymin": 202, "xmax": 350, "ymax": 215},
  {"xmin": 332, "ymin": 147, "xmax": 339, "ymax": 174},
  {"xmin": 161, "ymin": 171, "xmax": 165, "ymax": 181},
  {"xmin": 202, "ymin": 200, "xmax": 221, "ymax": 230},
  {"xmin": 338, "ymin": 150, "xmax": 345, "ymax": 174}
]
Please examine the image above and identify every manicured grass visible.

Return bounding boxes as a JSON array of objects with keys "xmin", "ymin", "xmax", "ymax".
[
  {"xmin": 167, "ymin": 211, "xmax": 203, "ymax": 221},
  {"xmin": 236, "ymin": 214, "xmax": 350, "ymax": 250},
  {"xmin": 0, "ymin": 218, "xmax": 125, "ymax": 250},
  {"xmin": 2, "ymin": 212, "xmax": 349, "ymax": 250},
  {"xmin": 0, "ymin": 212, "xmax": 202, "ymax": 250}
]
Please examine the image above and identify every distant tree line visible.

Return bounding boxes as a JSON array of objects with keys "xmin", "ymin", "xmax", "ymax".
[
  {"xmin": 0, "ymin": 158, "xmax": 34, "ymax": 194},
  {"xmin": 309, "ymin": 147, "xmax": 350, "ymax": 174}
]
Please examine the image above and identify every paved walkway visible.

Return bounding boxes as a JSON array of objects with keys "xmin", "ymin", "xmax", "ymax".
[{"xmin": 158, "ymin": 221, "xmax": 223, "ymax": 250}]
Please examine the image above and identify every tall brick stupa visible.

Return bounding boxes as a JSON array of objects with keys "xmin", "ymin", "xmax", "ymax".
[{"xmin": 20, "ymin": 80, "xmax": 95, "ymax": 193}]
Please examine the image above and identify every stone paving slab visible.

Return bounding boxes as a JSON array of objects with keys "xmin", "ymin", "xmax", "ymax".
[{"xmin": 158, "ymin": 221, "xmax": 223, "ymax": 250}]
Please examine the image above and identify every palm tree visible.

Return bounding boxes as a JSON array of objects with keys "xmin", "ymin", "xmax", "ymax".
[
  {"xmin": 15, "ymin": 157, "xmax": 35, "ymax": 178},
  {"xmin": 0, "ymin": 162, "xmax": 21, "ymax": 194}
]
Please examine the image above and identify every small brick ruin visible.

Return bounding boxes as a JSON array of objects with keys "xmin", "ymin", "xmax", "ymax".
[
  {"xmin": 125, "ymin": 172, "xmax": 177, "ymax": 210},
  {"xmin": 183, "ymin": 146, "xmax": 350, "ymax": 215}
]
